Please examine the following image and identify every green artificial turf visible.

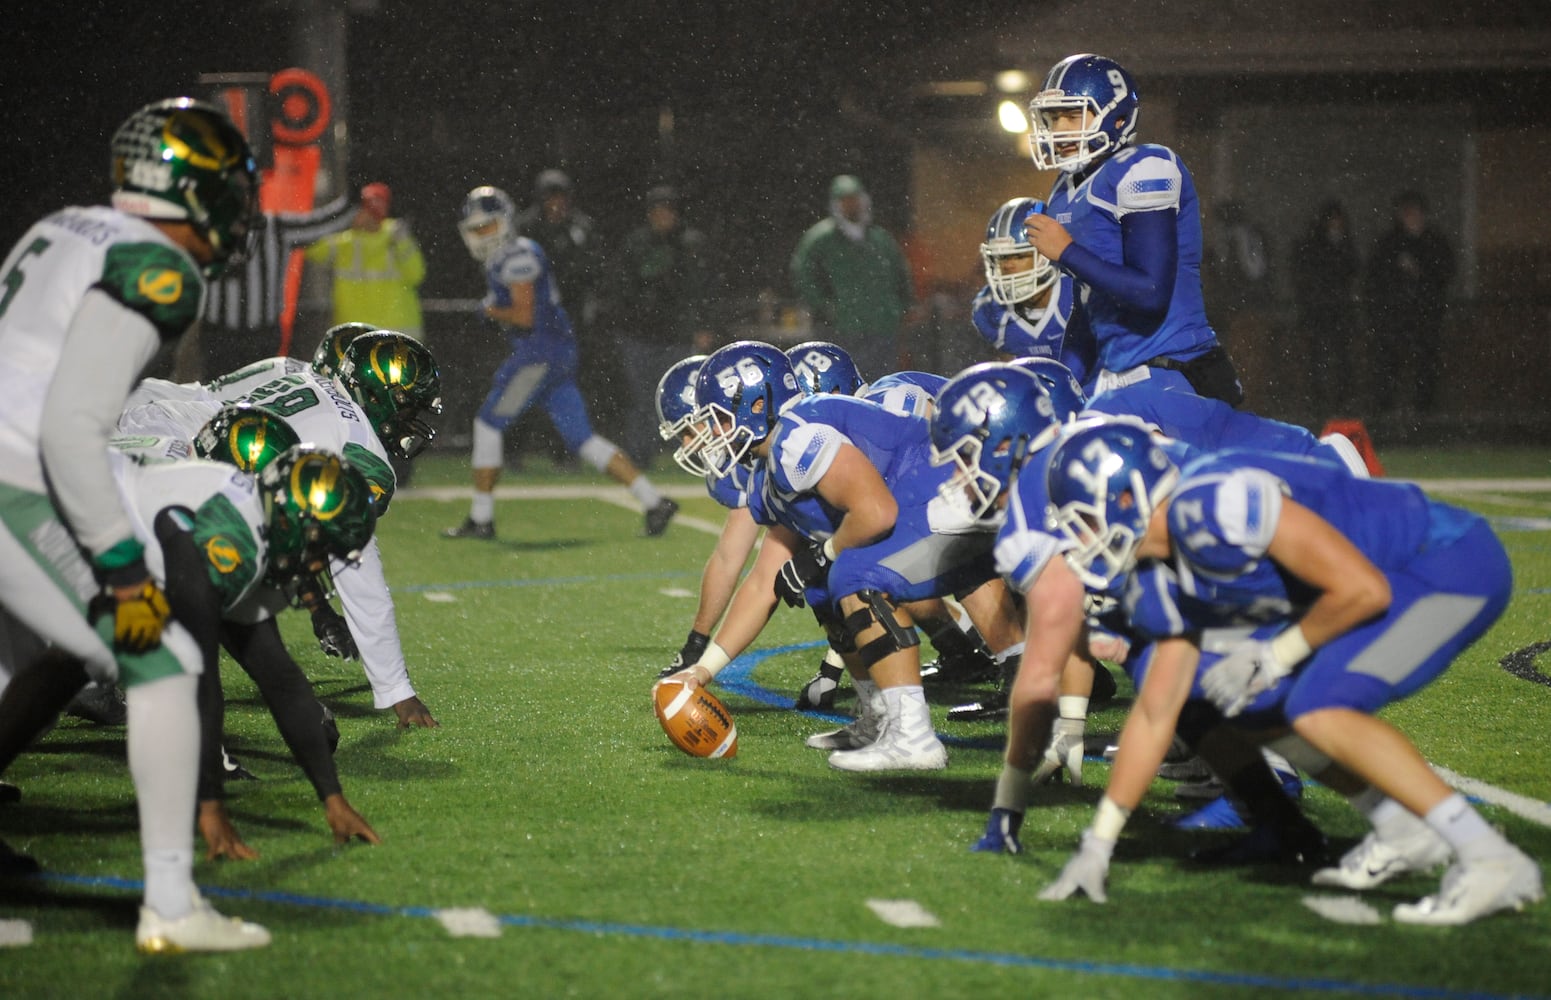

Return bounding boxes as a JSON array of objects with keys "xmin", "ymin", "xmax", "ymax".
[{"xmin": 2, "ymin": 452, "xmax": 1550, "ymax": 999}]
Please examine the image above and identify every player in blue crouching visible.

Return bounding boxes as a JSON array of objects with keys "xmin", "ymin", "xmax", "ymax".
[{"xmin": 1037, "ymin": 422, "xmax": 1543, "ymax": 924}]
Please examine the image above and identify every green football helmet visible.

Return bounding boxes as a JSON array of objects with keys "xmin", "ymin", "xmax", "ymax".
[
  {"xmin": 336, "ymin": 331, "xmax": 443, "ymax": 459},
  {"xmin": 110, "ymin": 98, "xmax": 259, "ymax": 276},
  {"xmin": 257, "ymin": 446, "xmax": 377, "ymax": 588},
  {"xmin": 312, "ymin": 322, "xmax": 379, "ymax": 379},
  {"xmin": 193, "ymin": 402, "xmax": 301, "ymax": 473}
]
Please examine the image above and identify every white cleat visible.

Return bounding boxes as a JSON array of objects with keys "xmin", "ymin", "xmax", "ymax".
[
  {"xmin": 805, "ymin": 713, "xmax": 881, "ymax": 751},
  {"xmin": 1312, "ymin": 829, "xmax": 1452, "ymax": 890},
  {"xmin": 1393, "ymin": 850, "xmax": 1543, "ymax": 926},
  {"xmin": 136, "ymin": 892, "xmax": 271, "ymax": 954},
  {"xmin": 827, "ymin": 725, "xmax": 947, "ymax": 772}
]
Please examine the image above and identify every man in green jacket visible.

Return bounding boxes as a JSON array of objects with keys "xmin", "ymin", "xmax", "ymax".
[{"xmin": 789, "ymin": 175, "xmax": 913, "ymax": 381}]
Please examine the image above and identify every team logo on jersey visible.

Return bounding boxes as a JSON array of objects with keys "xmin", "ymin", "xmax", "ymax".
[
  {"xmin": 205, "ymin": 535, "xmax": 243, "ymax": 575},
  {"xmin": 136, "ymin": 268, "xmax": 184, "ymax": 305}
]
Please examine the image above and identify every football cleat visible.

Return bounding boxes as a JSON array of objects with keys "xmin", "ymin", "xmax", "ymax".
[
  {"xmin": 946, "ymin": 689, "xmax": 1008, "ymax": 723},
  {"xmin": 804, "ymin": 713, "xmax": 881, "ymax": 751},
  {"xmin": 1191, "ymin": 820, "xmax": 1330, "ymax": 867},
  {"xmin": 1392, "ymin": 850, "xmax": 1543, "ymax": 926},
  {"xmin": 443, "ymin": 518, "xmax": 495, "ymax": 540},
  {"xmin": 1174, "ymin": 769, "xmax": 1301, "ymax": 830},
  {"xmin": 644, "ymin": 498, "xmax": 679, "ymax": 537},
  {"xmin": 136, "ymin": 892, "xmax": 271, "ymax": 954},
  {"xmin": 828, "ymin": 723, "xmax": 948, "ymax": 772},
  {"xmin": 971, "ymin": 808, "xmax": 1024, "ymax": 854},
  {"xmin": 920, "ymin": 648, "xmax": 999, "ymax": 686},
  {"xmin": 1312, "ymin": 828, "xmax": 1452, "ymax": 890},
  {"xmin": 221, "ymin": 747, "xmax": 258, "ymax": 782},
  {"xmin": 0, "ymin": 837, "xmax": 39, "ymax": 875},
  {"xmin": 65, "ymin": 682, "xmax": 127, "ymax": 726},
  {"xmin": 796, "ymin": 661, "xmax": 844, "ymax": 710}
]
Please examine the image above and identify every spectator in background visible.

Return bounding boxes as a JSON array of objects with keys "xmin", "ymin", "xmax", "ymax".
[
  {"xmin": 790, "ymin": 175, "xmax": 913, "ymax": 382},
  {"xmin": 1291, "ymin": 200, "xmax": 1361, "ymax": 419},
  {"xmin": 1365, "ymin": 190, "xmax": 1455, "ymax": 416},
  {"xmin": 609, "ymin": 184, "xmax": 716, "ymax": 467},
  {"xmin": 304, "ymin": 183, "xmax": 427, "ymax": 341},
  {"xmin": 195, "ymin": 191, "xmax": 354, "ymax": 381}
]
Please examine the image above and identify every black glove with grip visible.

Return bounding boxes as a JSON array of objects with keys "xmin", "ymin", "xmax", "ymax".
[{"xmin": 773, "ymin": 541, "xmax": 832, "ymax": 609}]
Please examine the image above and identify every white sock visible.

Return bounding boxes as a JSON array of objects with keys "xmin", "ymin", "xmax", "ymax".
[
  {"xmin": 1058, "ymin": 695, "xmax": 1088, "ymax": 720},
  {"xmin": 853, "ymin": 678, "xmax": 881, "ymax": 721},
  {"xmin": 127, "ymin": 675, "xmax": 199, "ymax": 918},
  {"xmin": 628, "ymin": 475, "xmax": 664, "ymax": 509},
  {"xmin": 993, "ymin": 763, "xmax": 1032, "ymax": 812},
  {"xmin": 470, "ymin": 491, "xmax": 495, "ymax": 524},
  {"xmin": 1425, "ymin": 792, "xmax": 1510, "ymax": 862}
]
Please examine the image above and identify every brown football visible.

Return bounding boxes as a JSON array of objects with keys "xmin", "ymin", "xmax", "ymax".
[{"xmin": 653, "ymin": 679, "xmax": 738, "ymax": 758}]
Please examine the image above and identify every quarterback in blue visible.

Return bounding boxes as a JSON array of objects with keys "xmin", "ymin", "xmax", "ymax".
[
  {"xmin": 1038, "ymin": 423, "xmax": 1543, "ymax": 925},
  {"xmin": 970, "ymin": 197, "xmax": 1096, "ymax": 390},
  {"xmin": 445, "ymin": 186, "xmax": 676, "ymax": 540},
  {"xmin": 1024, "ymin": 54, "xmax": 1243, "ymax": 407},
  {"xmin": 668, "ymin": 342, "xmax": 1023, "ymax": 772}
]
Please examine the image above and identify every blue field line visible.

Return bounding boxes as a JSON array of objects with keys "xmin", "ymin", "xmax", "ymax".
[
  {"xmin": 32, "ymin": 873, "xmax": 1543, "ymax": 1000},
  {"xmin": 399, "ymin": 569, "xmax": 698, "ymax": 594}
]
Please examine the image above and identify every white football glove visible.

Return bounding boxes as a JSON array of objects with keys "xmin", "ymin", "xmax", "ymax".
[
  {"xmin": 1038, "ymin": 831, "xmax": 1115, "ymax": 903},
  {"xmin": 1031, "ymin": 716, "xmax": 1086, "ymax": 787},
  {"xmin": 1200, "ymin": 635, "xmax": 1298, "ymax": 718}
]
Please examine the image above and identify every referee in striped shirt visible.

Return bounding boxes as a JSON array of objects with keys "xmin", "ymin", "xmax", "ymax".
[{"xmin": 194, "ymin": 193, "xmax": 355, "ymax": 379}]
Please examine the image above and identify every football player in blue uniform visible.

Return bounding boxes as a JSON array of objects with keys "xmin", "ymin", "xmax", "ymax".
[
  {"xmin": 1037, "ymin": 423, "xmax": 1543, "ymax": 924},
  {"xmin": 446, "ymin": 186, "xmax": 677, "ymax": 540},
  {"xmin": 971, "ymin": 198, "xmax": 1096, "ymax": 391},
  {"xmin": 1024, "ymin": 54, "xmax": 1243, "ymax": 408},
  {"xmin": 668, "ymin": 342, "xmax": 1027, "ymax": 771}
]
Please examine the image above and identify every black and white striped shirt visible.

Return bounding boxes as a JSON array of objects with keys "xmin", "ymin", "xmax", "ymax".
[{"xmin": 203, "ymin": 194, "xmax": 354, "ymax": 335}]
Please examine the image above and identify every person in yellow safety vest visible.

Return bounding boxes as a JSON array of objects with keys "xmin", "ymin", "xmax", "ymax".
[{"xmin": 304, "ymin": 182, "xmax": 427, "ymax": 341}]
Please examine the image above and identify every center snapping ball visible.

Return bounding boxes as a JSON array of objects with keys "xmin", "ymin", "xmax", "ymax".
[{"xmin": 653, "ymin": 679, "xmax": 738, "ymax": 758}]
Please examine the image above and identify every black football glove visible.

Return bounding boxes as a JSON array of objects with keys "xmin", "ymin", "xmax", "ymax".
[
  {"xmin": 660, "ymin": 630, "xmax": 710, "ymax": 679},
  {"xmin": 311, "ymin": 604, "xmax": 359, "ymax": 660},
  {"xmin": 773, "ymin": 541, "xmax": 832, "ymax": 609}
]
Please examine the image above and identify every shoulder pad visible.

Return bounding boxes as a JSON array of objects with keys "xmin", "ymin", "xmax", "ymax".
[{"xmin": 99, "ymin": 241, "xmax": 203, "ymax": 339}]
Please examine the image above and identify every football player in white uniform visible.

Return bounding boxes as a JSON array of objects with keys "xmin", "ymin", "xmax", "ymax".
[{"xmin": 0, "ymin": 98, "xmax": 268, "ymax": 951}]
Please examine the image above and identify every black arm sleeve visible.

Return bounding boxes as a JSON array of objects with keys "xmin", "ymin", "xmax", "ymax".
[{"xmin": 220, "ymin": 618, "xmax": 343, "ymax": 801}]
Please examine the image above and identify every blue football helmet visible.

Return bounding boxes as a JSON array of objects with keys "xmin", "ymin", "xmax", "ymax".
[
  {"xmin": 1044, "ymin": 417, "xmax": 1178, "ymax": 589},
  {"xmin": 1008, "ymin": 356, "xmax": 1087, "ymax": 421},
  {"xmin": 787, "ymin": 341, "xmax": 865, "ymax": 396},
  {"xmin": 980, "ymin": 199, "xmax": 1058, "ymax": 306},
  {"xmin": 1029, "ymin": 54, "xmax": 1141, "ymax": 174},
  {"xmin": 929, "ymin": 363, "xmax": 1059, "ymax": 520},
  {"xmin": 655, "ymin": 354, "xmax": 709, "ymax": 476},
  {"xmin": 693, "ymin": 341, "xmax": 800, "ymax": 479},
  {"xmin": 458, "ymin": 185, "xmax": 516, "ymax": 263}
]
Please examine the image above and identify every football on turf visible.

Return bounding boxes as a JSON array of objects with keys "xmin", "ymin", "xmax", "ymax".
[{"xmin": 653, "ymin": 679, "xmax": 738, "ymax": 758}]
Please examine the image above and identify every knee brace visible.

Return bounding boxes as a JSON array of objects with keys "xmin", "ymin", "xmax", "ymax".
[
  {"xmin": 843, "ymin": 590, "xmax": 920, "ymax": 668},
  {"xmin": 816, "ymin": 606, "xmax": 853, "ymax": 654}
]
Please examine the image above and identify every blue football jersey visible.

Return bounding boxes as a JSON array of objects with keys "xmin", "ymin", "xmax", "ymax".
[
  {"xmin": 1086, "ymin": 387, "xmax": 1335, "ymax": 461},
  {"xmin": 1045, "ymin": 144, "xmax": 1217, "ymax": 372},
  {"xmin": 858, "ymin": 371, "xmax": 947, "ymax": 418},
  {"xmin": 704, "ymin": 463, "xmax": 753, "ymax": 511},
  {"xmin": 970, "ymin": 277, "xmax": 1095, "ymax": 388},
  {"xmin": 484, "ymin": 236, "xmax": 574, "ymax": 342}
]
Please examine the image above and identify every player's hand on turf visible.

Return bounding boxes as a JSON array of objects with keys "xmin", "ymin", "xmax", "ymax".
[
  {"xmin": 393, "ymin": 695, "xmax": 439, "ymax": 729},
  {"xmin": 661, "ymin": 630, "xmax": 710, "ymax": 679},
  {"xmin": 92, "ymin": 561, "xmax": 171, "ymax": 654},
  {"xmin": 971, "ymin": 807, "xmax": 1024, "ymax": 854},
  {"xmin": 311, "ymin": 603, "xmax": 359, "ymax": 660},
  {"xmin": 198, "ymin": 799, "xmax": 259, "ymax": 861},
  {"xmin": 1038, "ymin": 831, "xmax": 1115, "ymax": 903},
  {"xmin": 773, "ymin": 541, "xmax": 831, "ymax": 609},
  {"xmin": 1031, "ymin": 716, "xmax": 1086, "ymax": 787},
  {"xmin": 1200, "ymin": 638, "xmax": 1292, "ymax": 718},
  {"xmin": 323, "ymin": 794, "xmax": 382, "ymax": 846}
]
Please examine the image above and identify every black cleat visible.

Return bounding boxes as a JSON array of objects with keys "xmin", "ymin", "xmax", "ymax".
[
  {"xmin": 946, "ymin": 689, "xmax": 1009, "ymax": 723},
  {"xmin": 221, "ymin": 747, "xmax": 259, "ymax": 782},
  {"xmin": 443, "ymin": 518, "xmax": 495, "ymax": 540},
  {"xmin": 0, "ymin": 781, "xmax": 20, "ymax": 805},
  {"xmin": 645, "ymin": 498, "xmax": 679, "ymax": 537},
  {"xmin": 0, "ymin": 838, "xmax": 39, "ymax": 875},
  {"xmin": 1091, "ymin": 662, "xmax": 1118, "ymax": 705},
  {"xmin": 65, "ymin": 682, "xmax": 127, "ymax": 726},
  {"xmin": 796, "ymin": 661, "xmax": 845, "ymax": 710},
  {"xmin": 921, "ymin": 651, "xmax": 999, "ymax": 686}
]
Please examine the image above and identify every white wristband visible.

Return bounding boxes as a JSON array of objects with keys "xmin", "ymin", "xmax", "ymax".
[
  {"xmin": 1269, "ymin": 624, "xmax": 1313, "ymax": 667},
  {"xmin": 1090, "ymin": 795, "xmax": 1132, "ymax": 842},
  {"xmin": 697, "ymin": 641, "xmax": 732, "ymax": 678},
  {"xmin": 822, "ymin": 537, "xmax": 838, "ymax": 560}
]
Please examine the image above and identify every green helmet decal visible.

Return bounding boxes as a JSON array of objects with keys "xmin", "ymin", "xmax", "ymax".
[
  {"xmin": 312, "ymin": 322, "xmax": 379, "ymax": 378},
  {"xmin": 258, "ymin": 446, "xmax": 377, "ymax": 587},
  {"xmin": 194, "ymin": 402, "xmax": 301, "ymax": 472},
  {"xmin": 336, "ymin": 331, "xmax": 443, "ymax": 459},
  {"xmin": 110, "ymin": 98, "xmax": 259, "ymax": 276}
]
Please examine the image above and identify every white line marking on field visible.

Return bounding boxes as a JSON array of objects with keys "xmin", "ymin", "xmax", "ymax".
[
  {"xmin": 422, "ymin": 592, "xmax": 457, "ymax": 603},
  {"xmin": 866, "ymin": 899, "xmax": 941, "ymax": 928},
  {"xmin": 434, "ymin": 907, "xmax": 503, "ymax": 938},
  {"xmin": 1301, "ymin": 896, "xmax": 1382, "ymax": 925},
  {"xmin": 399, "ymin": 484, "xmax": 724, "ymax": 537},
  {"xmin": 659, "ymin": 587, "xmax": 696, "ymax": 598},
  {"xmin": 1433, "ymin": 765, "xmax": 1551, "ymax": 828},
  {"xmin": 0, "ymin": 919, "xmax": 33, "ymax": 947}
]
